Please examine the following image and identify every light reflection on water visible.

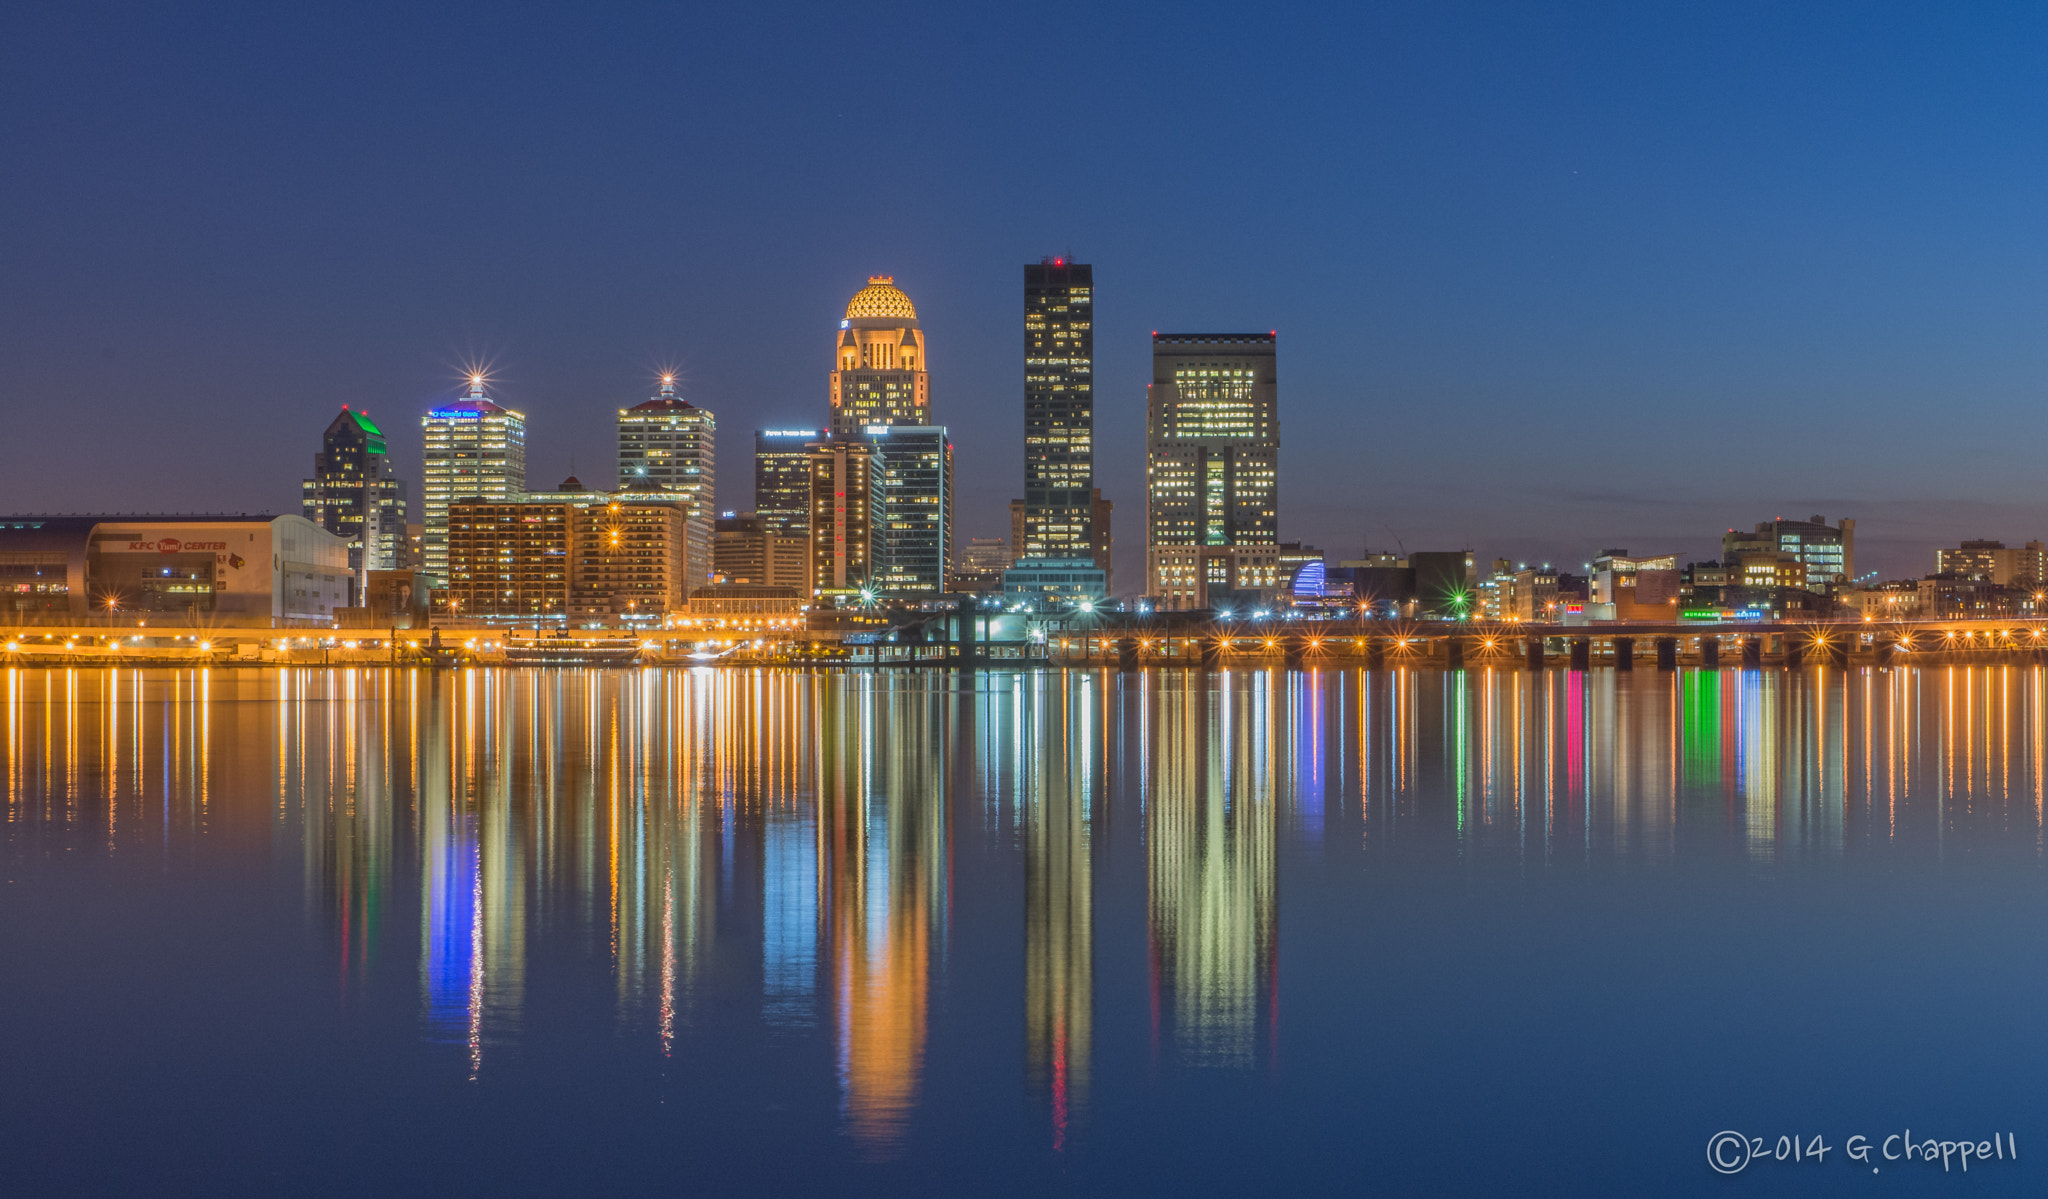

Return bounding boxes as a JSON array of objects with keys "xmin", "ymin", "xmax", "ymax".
[{"xmin": 4, "ymin": 663, "xmax": 2046, "ymax": 1186}]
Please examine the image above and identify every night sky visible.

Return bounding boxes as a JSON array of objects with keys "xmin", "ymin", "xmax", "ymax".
[{"xmin": 6, "ymin": 2, "xmax": 2047, "ymax": 582}]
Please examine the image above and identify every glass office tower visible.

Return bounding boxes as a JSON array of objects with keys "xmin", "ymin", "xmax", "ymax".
[
  {"xmin": 617, "ymin": 375, "xmax": 716, "ymax": 592},
  {"xmin": 1144, "ymin": 334, "xmax": 1279, "ymax": 609},
  {"xmin": 1021, "ymin": 260, "xmax": 1094, "ymax": 560},
  {"xmin": 421, "ymin": 376, "xmax": 526, "ymax": 584},
  {"xmin": 302, "ymin": 405, "xmax": 408, "ymax": 591},
  {"xmin": 754, "ymin": 428, "xmax": 818, "ymax": 539}
]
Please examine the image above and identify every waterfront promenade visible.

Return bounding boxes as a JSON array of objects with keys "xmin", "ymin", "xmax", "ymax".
[{"xmin": 6, "ymin": 615, "xmax": 2048, "ymax": 669}]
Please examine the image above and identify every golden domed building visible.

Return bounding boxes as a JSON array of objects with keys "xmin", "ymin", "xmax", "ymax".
[
  {"xmin": 829, "ymin": 276, "xmax": 930, "ymax": 437},
  {"xmin": 809, "ymin": 275, "xmax": 954, "ymax": 599}
]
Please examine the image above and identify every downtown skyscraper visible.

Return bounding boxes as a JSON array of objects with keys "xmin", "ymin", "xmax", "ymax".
[
  {"xmin": 753, "ymin": 428, "xmax": 816, "ymax": 539},
  {"xmin": 828, "ymin": 276, "xmax": 930, "ymax": 436},
  {"xmin": 807, "ymin": 438, "xmax": 874, "ymax": 594},
  {"xmin": 617, "ymin": 375, "xmax": 716, "ymax": 590},
  {"xmin": 1144, "ymin": 334, "xmax": 1280, "ymax": 609},
  {"xmin": 867, "ymin": 425, "xmax": 953, "ymax": 597},
  {"xmin": 792, "ymin": 275, "xmax": 951, "ymax": 599},
  {"xmin": 421, "ymin": 376, "xmax": 527, "ymax": 584},
  {"xmin": 1019, "ymin": 259, "xmax": 1098, "ymax": 562},
  {"xmin": 302, "ymin": 405, "xmax": 408, "ymax": 592}
]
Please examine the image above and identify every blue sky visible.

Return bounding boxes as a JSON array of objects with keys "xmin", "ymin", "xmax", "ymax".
[{"xmin": 5, "ymin": 1, "xmax": 2047, "ymax": 580}]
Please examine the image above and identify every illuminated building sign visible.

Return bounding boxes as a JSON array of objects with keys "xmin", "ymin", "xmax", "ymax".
[{"xmin": 117, "ymin": 538, "xmax": 229, "ymax": 554}]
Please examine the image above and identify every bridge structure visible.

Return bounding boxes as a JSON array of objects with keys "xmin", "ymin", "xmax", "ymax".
[
  {"xmin": 10, "ymin": 611, "xmax": 2048, "ymax": 671},
  {"xmin": 0, "ymin": 602, "xmax": 1038, "ymax": 668},
  {"xmin": 1025, "ymin": 614, "xmax": 2048, "ymax": 672}
]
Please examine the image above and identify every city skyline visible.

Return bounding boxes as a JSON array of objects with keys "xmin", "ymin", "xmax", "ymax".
[
  {"xmin": 1, "ymin": 258, "xmax": 2040, "ymax": 588},
  {"xmin": 18, "ymin": 289, "xmax": 2048, "ymax": 592},
  {"xmin": 12, "ymin": 5, "xmax": 2048, "ymax": 581}
]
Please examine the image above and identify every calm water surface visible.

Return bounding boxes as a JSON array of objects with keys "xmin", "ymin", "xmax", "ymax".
[{"xmin": 4, "ymin": 665, "xmax": 2046, "ymax": 1196}]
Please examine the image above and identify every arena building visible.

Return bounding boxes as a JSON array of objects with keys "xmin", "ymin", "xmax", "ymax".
[{"xmin": 0, "ymin": 514, "xmax": 349, "ymax": 626}]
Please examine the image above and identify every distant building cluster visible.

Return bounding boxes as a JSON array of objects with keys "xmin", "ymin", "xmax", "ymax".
[
  {"xmin": 1847, "ymin": 538, "xmax": 2048, "ymax": 621},
  {"xmin": 1254, "ymin": 516, "xmax": 2047, "ymax": 627},
  {"xmin": 11, "ymin": 262, "xmax": 2047, "ymax": 633},
  {"xmin": 402, "ymin": 373, "xmax": 716, "ymax": 628},
  {"xmin": 1273, "ymin": 519, "xmax": 1861, "ymax": 623}
]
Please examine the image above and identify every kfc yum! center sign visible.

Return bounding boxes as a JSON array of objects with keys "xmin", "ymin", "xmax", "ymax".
[{"xmin": 123, "ymin": 537, "xmax": 229, "ymax": 555}]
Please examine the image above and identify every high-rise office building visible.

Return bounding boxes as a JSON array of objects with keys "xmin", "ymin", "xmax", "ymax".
[
  {"xmin": 302, "ymin": 405, "xmax": 408, "ymax": 592},
  {"xmin": 803, "ymin": 426, "xmax": 955, "ymax": 599},
  {"xmin": 1145, "ymin": 333, "xmax": 1279, "ymax": 608},
  {"xmin": 422, "ymin": 376, "xmax": 527, "ymax": 584},
  {"xmin": 754, "ymin": 429, "xmax": 817, "ymax": 539},
  {"xmin": 617, "ymin": 375, "xmax": 715, "ymax": 592},
  {"xmin": 1022, "ymin": 259, "xmax": 1094, "ymax": 559},
  {"xmin": 868, "ymin": 425, "xmax": 954, "ymax": 598},
  {"xmin": 829, "ymin": 276, "xmax": 930, "ymax": 436},
  {"xmin": 808, "ymin": 439, "xmax": 876, "ymax": 595}
]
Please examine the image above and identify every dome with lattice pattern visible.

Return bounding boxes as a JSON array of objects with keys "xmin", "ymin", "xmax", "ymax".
[{"xmin": 844, "ymin": 276, "xmax": 917, "ymax": 321}]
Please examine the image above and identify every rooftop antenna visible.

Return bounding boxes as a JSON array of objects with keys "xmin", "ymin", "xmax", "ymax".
[{"xmin": 1383, "ymin": 524, "xmax": 1407, "ymax": 558}]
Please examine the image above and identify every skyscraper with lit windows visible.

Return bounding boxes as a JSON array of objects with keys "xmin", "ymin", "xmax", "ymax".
[
  {"xmin": 1144, "ymin": 334, "xmax": 1279, "ymax": 608},
  {"xmin": 302, "ymin": 405, "xmax": 408, "ymax": 591},
  {"xmin": 808, "ymin": 438, "xmax": 875, "ymax": 595},
  {"xmin": 829, "ymin": 276, "xmax": 930, "ymax": 436},
  {"xmin": 421, "ymin": 376, "xmax": 526, "ymax": 584},
  {"xmin": 803, "ymin": 426, "xmax": 954, "ymax": 598},
  {"xmin": 754, "ymin": 428, "xmax": 817, "ymax": 539},
  {"xmin": 867, "ymin": 425, "xmax": 953, "ymax": 597},
  {"xmin": 617, "ymin": 375, "xmax": 716, "ymax": 592},
  {"xmin": 1021, "ymin": 259, "xmax": 1095, "ymax": 560}
]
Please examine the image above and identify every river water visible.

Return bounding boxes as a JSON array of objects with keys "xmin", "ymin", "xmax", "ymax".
[{"xmin": 2, "ymin": 665, "xmax": 2043, "ymax": 1195}]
